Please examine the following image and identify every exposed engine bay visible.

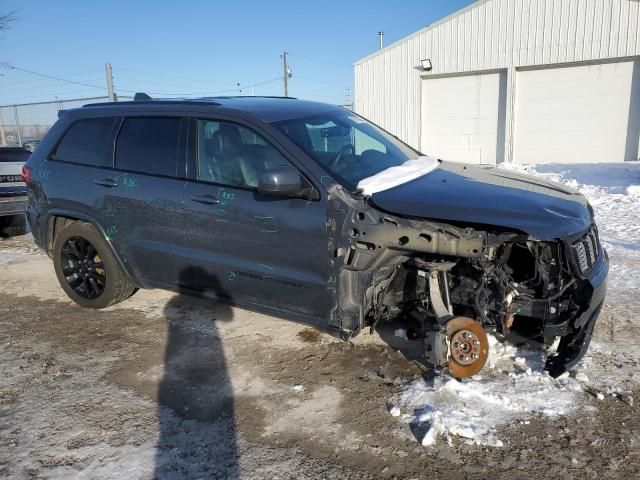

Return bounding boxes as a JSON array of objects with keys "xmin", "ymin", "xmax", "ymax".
[{"xmin": 327, "ymin": 186, "xmax": 603, "ymax": 379}]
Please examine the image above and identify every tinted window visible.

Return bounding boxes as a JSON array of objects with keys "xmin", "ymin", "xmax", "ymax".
[
  {"xmin": 196, "ymin": 119, "xmax": 291, "ymax": 188},
  {"xmin": 0, "ymin": 147, "xmax": 31, "ymax": 163},
  {"xmin": 115, "ymin": 117, "xmax": 180, "ymax": 176},
  {"xmin": 54, "ymin": 117, "xmax": 118, "ymax": 167}
]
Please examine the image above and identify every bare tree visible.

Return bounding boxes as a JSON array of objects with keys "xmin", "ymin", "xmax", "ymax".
[{"xmin": 0, "ymin": 11, "xmax": 16, "ymax": 32}]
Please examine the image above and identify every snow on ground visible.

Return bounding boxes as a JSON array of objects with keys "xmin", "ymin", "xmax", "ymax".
[
  {"xmin": 399, "ymin": 336, "xmax": 587, "ymax": 447},
  {"xmin": 395, "ymin": 162, "xmax": 640, "ymax": 448}
]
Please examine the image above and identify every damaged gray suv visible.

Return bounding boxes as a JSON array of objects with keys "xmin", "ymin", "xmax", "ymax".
[{"xmin": 23, "ymin": 95, "xmax": 608, "ymax": 378}]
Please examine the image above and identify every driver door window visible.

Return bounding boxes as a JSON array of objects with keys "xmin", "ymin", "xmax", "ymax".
[{"xmin": 196, "ymin": 119, "xmax": 292, "ymax": 188}]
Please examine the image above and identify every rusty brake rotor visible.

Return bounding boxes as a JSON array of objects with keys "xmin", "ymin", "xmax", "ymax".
[{"xmin": 445, "ymin": 316, "xmax": 489, "ymax": 378}]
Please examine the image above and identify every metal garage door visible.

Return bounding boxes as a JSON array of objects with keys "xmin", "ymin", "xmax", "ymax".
[
  {"xmin": 514, "ymin": 61, "xmax": 640, "ymax": 164},
  {"xmin": 421, "ymin": 72, "xmax": 506, "ymax": 165}
]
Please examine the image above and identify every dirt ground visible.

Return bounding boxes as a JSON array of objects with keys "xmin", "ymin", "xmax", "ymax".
[{"xmin": 1, "ymin": 233, "xmax": 639, "ymax": 479}]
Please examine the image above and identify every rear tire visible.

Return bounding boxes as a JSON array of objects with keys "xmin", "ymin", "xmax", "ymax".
[{"xmin": 52, "ymin": 221, "xmax": 137, "ymax": 309}]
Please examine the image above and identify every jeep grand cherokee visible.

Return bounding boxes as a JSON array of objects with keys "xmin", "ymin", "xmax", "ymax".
[{"xmin": 23, "ymin": 95, "xmax": 608, "ymax": 378}]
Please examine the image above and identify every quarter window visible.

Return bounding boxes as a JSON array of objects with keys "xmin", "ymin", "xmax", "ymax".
[
  {"xmin": 53, "ymin": 117, "xmax": 119, "ymax": 167},
  {"xmin": 196, "ymin": 119, "xmax": 292, "ymax": 188},
  {"xmin": 115, "ymin": 117, "xmax": 180, "ymax": 177}
]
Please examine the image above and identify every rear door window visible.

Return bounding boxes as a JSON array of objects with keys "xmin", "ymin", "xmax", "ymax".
[
  {"xmin": 53, "ymin": 117, "xmax": 119, "ymax": 167},
  {"xmin": 115, "ymin": 117, "xmax": 180, "ymax": 177}
]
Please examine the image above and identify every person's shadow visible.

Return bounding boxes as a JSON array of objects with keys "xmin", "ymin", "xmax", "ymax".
[{"xmin": 154, "ymin": 266, "xmax": 238, "ymax": 478}]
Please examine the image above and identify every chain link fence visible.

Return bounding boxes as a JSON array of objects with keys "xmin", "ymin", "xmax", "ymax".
[{"xmin": 0, "ymin": 96, "xmax": 133, "ymax": 147}]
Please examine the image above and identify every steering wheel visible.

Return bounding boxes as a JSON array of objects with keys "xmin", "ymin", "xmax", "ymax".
[{"xmin": 330, "ymin": 144, "xmax": 355, "ymax": 170}]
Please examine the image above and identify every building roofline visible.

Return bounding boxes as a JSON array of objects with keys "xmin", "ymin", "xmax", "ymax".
[{"xmin": 354, "ymin": 0, "xmax": 491, "ymax": 66}]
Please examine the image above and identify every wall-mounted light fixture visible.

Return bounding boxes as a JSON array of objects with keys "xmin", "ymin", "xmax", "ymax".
[{"xmin": 420, "ymin": 59, "xmax": 433, "ymax": 71}]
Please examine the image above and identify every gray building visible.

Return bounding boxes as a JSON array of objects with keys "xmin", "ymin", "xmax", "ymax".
[{"xmin": 354, "ymin": 0, "xmax": 640, "ymax": 164}]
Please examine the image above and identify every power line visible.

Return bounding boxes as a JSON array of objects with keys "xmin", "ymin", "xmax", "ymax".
[
  {"xmin": 1, "ymin": 64, "xmax": 107, "ymax": 91},
  {"xmin": 0, "ymin": 64, "xmax": 283, "ymax": 98},
  {"xmin": 114, "ymin": 76, "xmax": 282, "ymax": 97},
  {"xmin": 0, "ymin": 80, "xmax": 105, "ymax": 94},
  {"xmin": 0, "ymin": 70, "xmax": 104, "ymax": 87}
]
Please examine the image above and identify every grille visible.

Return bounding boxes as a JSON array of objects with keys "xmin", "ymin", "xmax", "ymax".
[{"xmin": 571, "ymin": 225, "xmax": 601, "ymax": 274}]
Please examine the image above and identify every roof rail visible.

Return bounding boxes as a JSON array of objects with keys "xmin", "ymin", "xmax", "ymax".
[
  {"xmin": 207, "ymin": 95, "xmax": 298, "ymax": 100},
  {"xmin": 81, "ymin": 93, "xmax": 299, "ymax": 109},
  {"xmin": 83, "ymin": 98, "xmax": 222, "ymax": 107}
]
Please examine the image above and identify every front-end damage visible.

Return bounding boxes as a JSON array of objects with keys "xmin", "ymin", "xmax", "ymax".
[{"xmin": 326, "ymin": 185, "xmax": 608, "ymax": 378}]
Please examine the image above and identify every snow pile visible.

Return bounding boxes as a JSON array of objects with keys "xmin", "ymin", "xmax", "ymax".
[
  {"xmin": 399, "ymin": 336, "xmax": 581, "ymax": 447},
  {"xmin": 357, "ymin": 156, "xmax": 439, "ymax": 195}
]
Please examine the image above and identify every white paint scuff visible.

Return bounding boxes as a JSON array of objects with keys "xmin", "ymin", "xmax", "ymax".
[{"xmin": 357, "ymin": 156, "xmax": 439, "ymax": 196}]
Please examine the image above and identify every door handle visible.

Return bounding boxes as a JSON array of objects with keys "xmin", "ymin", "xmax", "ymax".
[
  {"xmin": 190, "ymin": 194, "xmax": 221, "ymax": 205},
  {"xmin": 94, "ymin": 177, "xmax": 118, "ymax": 188}
]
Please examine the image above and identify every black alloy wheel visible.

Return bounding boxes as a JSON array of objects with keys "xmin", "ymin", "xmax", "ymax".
[{"xmin": 59, "ymin": 236, "xmax": 106, "ymax": 299}]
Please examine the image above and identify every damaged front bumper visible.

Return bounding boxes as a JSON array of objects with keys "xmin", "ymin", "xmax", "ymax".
[{"xmin": 544, "ymin": 249, "xmax": 609, "ymax": 378}]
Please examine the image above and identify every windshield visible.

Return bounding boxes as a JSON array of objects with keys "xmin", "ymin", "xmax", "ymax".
[{"xmin": 272, "ymin": 111, "xmax": 421, "ymax": 192}]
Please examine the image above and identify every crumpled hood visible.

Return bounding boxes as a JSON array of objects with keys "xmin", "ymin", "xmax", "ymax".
[{"xmin": 369, "ymin": 162, "xmax": 592, "ymax": 239}]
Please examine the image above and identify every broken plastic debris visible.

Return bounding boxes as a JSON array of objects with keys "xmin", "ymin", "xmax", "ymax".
[
  {"xmin": 394, "ymin": 329, "xmax": 408, "ymax": 340},
  {"xmin": 292, "ymin": 384, "xmax": 305, "ymax": 392},
  {"xmin": 389, "ymin": 406, "xmax": 401, "ymax": 417},
  {"xmin": 574, "ymin": 372, "xmax": 589, "ymax": 383}
]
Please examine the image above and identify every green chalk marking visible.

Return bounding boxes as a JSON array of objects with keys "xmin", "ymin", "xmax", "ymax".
[
  {"xmin": 123, "ymin": 176, "xmax": 138, "ymax": 188},
  {"xmin": 105, "ymin": 225, "xmax": 118, "ymax": 240}
]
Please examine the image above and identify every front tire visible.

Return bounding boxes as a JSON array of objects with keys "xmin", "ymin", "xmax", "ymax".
[{"xmin": 53, "ymin": 221, "xmax": 137, "ymax": 309}]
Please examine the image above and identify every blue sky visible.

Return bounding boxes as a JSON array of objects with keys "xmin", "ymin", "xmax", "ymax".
[{"xmin": 0, "ymin": 0, "xmax": 474, "ymax": 106}]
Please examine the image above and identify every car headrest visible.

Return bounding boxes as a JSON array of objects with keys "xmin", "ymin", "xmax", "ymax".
[{"xmin": 211, "ymin": 124, "xmax": 243, "ymax": 156}]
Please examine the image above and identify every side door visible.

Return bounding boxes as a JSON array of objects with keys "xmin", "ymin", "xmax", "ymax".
[
  {"xmin": 182, "ymin": 116, "xmax": 328, "ymax": 320},
  {"xmin": 98, "ymin": 115, "xmax": 189, "ymax": 289}
]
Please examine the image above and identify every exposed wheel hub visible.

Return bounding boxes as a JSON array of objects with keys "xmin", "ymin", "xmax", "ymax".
[{"xmin": 450, "ymin": 329, "xmax": 482, "ymax": 366}]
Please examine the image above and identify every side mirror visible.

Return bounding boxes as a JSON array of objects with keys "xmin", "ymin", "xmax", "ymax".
[{"xmin": 258, "ymin": 166, "xmax": 315, "ymax": 199}]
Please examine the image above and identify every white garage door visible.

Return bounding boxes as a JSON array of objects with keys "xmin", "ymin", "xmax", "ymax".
[
  {"xmin": 514, "ymin": 61, "xmax": 640, "ymax": 164},
  {"xmin": 421, "ymin": 72, "xmax": 505, "ymax": 165}
]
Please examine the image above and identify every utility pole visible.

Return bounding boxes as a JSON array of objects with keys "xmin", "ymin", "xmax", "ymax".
[
  {"xmin": 378, "ymin": 31, "xmax": 385, "ymax": 50},
  {"xmin": 105, "ymin": 63, "xmax": 115, "ymax": 102},
  {"xmin": 13, "ymin": 105, "xmax": 22, "ymax": 146},
  {"xmin": 281, "ymin": 51, "xmax": 290, "ymax": 97},
  {"xmin": 0, "ymin": 109, "xmax": 6, "ymax": 147}
]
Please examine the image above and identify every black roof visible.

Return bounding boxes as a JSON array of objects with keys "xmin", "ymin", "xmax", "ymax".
[{"xmin": 83, "ymin": 95, "xmax": 344, "ymax": 123}]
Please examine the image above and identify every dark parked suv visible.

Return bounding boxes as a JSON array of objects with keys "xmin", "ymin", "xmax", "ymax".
[
  {"xmin": 1, "ymin": 146, "xmax": 31, "ymax": 235},
  {"xmin": 24, "ymin": 95, "xmax": 608, "ymax": 378}
]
